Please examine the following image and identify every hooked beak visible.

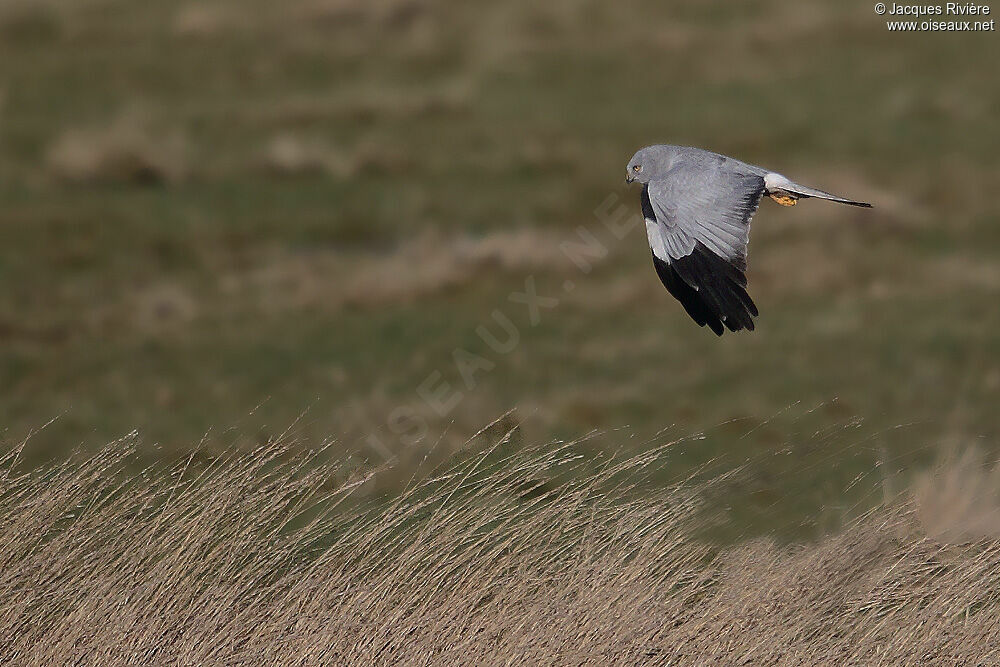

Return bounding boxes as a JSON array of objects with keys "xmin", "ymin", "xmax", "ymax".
[{"xmin": 625, "ymin": 174, "xmax": 636, "ymax": 184}]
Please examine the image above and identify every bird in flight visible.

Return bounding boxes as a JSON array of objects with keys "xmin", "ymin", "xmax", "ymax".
[{"xmin": 626, "ymin": 145, "xmax": 872, "ymax": 335}]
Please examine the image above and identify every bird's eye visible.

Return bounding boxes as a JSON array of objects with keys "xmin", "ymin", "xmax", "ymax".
[{"xmin": 632, "ymin": 164, "xmax": 641, "ymax": 172}]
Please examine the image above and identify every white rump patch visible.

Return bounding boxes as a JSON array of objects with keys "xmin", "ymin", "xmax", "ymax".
[{"xmin": 763, "ymin": 172, "xmax": 794, "ymax": 191}]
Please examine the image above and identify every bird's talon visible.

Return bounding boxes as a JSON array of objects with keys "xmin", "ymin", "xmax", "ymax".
[{"xmin": 769, "ymin": 194, "xmax": 798, "ymax": 207}]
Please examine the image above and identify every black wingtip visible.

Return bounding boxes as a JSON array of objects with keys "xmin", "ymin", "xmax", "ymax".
[{"xmin": 651, "ymin": 247, "xmax": 759, "ymax": 336}]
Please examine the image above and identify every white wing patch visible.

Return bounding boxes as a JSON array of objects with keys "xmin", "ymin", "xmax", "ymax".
[
  {"xmin": 645, "ymin": 218, "xmax": 667, "ymax": 261},
  {"xmin": 645, "ymin": 217, "xmax": 695, "ymax": 264}
]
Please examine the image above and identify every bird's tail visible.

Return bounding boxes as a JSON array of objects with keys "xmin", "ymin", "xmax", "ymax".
[{"xmin": 764, "ymin": 173, "xmax": 873, "ymax": 208}]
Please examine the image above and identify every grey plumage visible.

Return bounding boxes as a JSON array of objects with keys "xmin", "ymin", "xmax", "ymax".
[{"xmin": 626, "ymin": 145, "xmax": 872, "ymax": 335}]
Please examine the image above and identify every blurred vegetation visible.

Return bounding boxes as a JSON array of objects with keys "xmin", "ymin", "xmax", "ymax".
[{"xmin": 1, "ymin": 0, "xmax": 998, "ymax": 535}]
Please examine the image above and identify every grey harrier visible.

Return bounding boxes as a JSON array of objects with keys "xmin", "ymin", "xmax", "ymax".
[{"xmin": 626, "ymin": 145, "xmax": 872, "ymax": 335}]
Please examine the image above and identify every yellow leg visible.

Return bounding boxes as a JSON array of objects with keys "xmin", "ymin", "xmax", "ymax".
[{"xmin": 769, "ymin": 193, "xmax": 798, "ymax": 207}]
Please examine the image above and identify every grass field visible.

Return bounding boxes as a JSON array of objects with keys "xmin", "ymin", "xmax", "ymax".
[
  {"xmin": 4, "ymin": 436, "xmax": 1000, "ymax": 665},
  {"xmin": 1, "ymin": 0, "xmax": 999, "ymax": 553}
]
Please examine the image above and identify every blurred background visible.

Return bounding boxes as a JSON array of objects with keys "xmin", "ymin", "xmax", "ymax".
[{"xmin": 1, "ymin": 0, "xmax": 998, "ymax": 537}]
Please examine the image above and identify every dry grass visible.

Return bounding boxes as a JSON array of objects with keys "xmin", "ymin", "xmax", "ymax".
[
  {"xmin": 219, "ymin": 227, "xmax": 575, "ymax": 314},
  {"xmin": 45, "ymin": 111, "xmax": 188, "ymax": 185},
  {"xmin": 914, "ymin": 447, "xmax": 1000, "ymax": 543},
  {"xmin": 260, "ymin": 133, "xmax": 354, "ymax": 179},
  {"xmin": 3, "ymin": 428, "xmax": 1000, "ymax": 666}
]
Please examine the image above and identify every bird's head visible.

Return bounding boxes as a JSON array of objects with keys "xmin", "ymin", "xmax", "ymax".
[
  {"xmin": 625, "ymin": 146, "xmax": 656, "ymax": 183},
  {"xmin": 625, "ymin": 145, "xmax": 672, "ymax": 185}
]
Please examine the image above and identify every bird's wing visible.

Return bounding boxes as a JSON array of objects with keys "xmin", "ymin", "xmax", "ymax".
[{"xmin": 643, "ymin": 167, "xmax": 766, "ymax": 335}]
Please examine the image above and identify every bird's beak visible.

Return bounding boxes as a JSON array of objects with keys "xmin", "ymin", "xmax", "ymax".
[{"xmin": 625, "ymin": 174, "xmax": 635, "ymax": 184}]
